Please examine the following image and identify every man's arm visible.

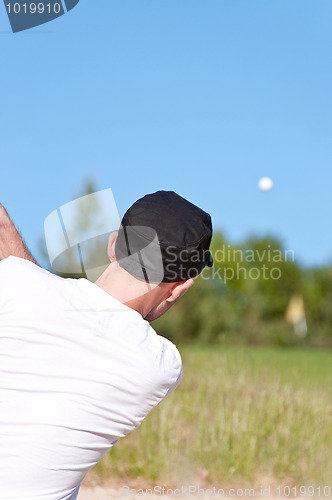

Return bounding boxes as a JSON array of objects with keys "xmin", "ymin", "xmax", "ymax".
[{"xmin": 0, "ymin": 204, "xmax": 38, "ymax": 264}]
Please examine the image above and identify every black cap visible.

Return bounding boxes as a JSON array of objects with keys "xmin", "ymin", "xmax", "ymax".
[{"xmin": 115, "ymin": 191, "xmax": 213, "ymax": 283}]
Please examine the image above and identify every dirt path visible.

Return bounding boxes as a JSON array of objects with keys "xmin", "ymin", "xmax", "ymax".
[
  {"xmin": 77, "ymin": 488, "xmax": 285, "ymax": 499},
  {"xmin": 78, "ymin": 474, "xmax": 330, "ymax": 499},
  {"xmin": 77, "ymin": 485, "xmax": 326, "ymax": 499}
]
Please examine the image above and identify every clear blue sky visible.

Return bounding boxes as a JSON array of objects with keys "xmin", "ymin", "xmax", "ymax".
[{"xmin": 1, "ymin": 0, "xmax": 331, "ymax": 267}]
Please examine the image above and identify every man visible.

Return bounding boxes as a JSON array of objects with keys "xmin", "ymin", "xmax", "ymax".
[{"xmin": 0, "ymin": 191, "xmax": 213, "ymax": 500}]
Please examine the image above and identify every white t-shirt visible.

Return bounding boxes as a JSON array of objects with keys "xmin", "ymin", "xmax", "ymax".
[{"xmin": 0, "ymin": 257, "xmax": 182, "ymax": 500}]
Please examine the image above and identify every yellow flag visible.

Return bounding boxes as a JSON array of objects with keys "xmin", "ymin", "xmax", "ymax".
[{"xmin": 285, "ymin": 295, "xmax": 307, "ymax": 338}]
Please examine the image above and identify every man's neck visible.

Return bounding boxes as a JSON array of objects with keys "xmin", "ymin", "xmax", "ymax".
[{"xmin": 94, "ymin": 263, "xmax": 158, "ymax": 318}]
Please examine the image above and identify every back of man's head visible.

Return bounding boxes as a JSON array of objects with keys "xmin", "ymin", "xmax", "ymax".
[{"xmin": 115, "ymin": 191, "xmax": 213, "ymax": 285}]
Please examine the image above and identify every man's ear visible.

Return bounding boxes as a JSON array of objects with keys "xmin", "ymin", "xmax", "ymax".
[
  {"xmin": 166, "ymin": 279, "xmax": 194, "ymax": 303},
  {"xmin": 107, "ymin": 232, "xmax": 118, "ymax": 261}
]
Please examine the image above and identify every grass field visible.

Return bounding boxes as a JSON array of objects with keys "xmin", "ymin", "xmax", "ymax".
[{"xmin": 93, "ymin": 346, "xmax": 332, "ymax": 488}]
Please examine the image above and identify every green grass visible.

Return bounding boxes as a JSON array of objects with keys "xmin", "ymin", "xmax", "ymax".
[{"xmin": 94, "ymin": 346, "xmax": 332, "ymax": 487}]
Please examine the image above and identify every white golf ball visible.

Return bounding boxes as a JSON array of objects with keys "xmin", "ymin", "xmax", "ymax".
[{"xmin": 258, "ymin": 177, "xmax": 273, "ymax": 192}]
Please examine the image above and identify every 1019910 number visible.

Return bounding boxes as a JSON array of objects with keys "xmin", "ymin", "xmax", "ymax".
[{"xmin": 6, "ymin": 3, "xmax": 62, "ymax": 14}]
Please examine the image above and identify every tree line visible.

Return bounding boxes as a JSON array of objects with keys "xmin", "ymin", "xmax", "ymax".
[{"xmin": 154, "ymin": 232, "xmax": 332, "ymax": 348}]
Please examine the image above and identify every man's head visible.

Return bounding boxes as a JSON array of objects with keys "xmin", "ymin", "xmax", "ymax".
[
  {"xmin": 115, "ymin": 191, "xmax": 213, "ymax": 282},
  {"xmin": 97, "ymin": 191, "xmax": 213, "ymax": 321}
]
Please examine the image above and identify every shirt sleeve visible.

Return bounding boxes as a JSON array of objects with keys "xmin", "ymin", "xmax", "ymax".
[
  {"xmin": 159, "ymin": 336, "xmax": 183, "ymax": 398},
  {"xmin": 163, "ymin": 364, "xmax": 182, "ymax": 398},
  {"xmin": 0, "ymin": 258, "xmax": 10, "ymax": 308}
]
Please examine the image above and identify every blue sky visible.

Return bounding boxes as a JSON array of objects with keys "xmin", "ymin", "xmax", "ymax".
[{"xmin": 0, "ymin": 0, "xmax": 331, "ymax": 267}]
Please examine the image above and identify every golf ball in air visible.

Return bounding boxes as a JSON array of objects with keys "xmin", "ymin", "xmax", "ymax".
[{"xmin": 258, "ymin": 177, "xmax": 273, "ymax": 192}]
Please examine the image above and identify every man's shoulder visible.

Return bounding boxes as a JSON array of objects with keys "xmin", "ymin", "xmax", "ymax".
[
  {"xmin": 1, "ymin": 256, "xmax": 63, "ymax": 284},
  {"xmin": 3, "ymin": 256, "xmax": 47, "ymax": 272},
  {"xmin": 140, "ymin": 325, "xmax": 183, "ymax": 396},
  {"xmin": 0, "ymin": 257, "xmax": 78, "ymax": 306}
]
